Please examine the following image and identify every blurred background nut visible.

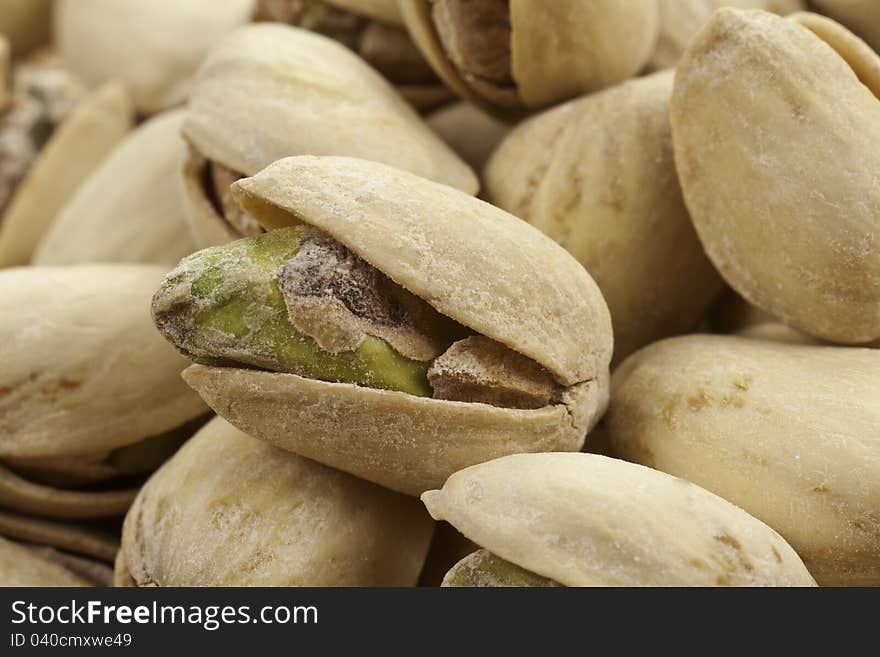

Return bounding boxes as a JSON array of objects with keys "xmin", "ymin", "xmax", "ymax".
[
  {"xmin": 811, "ymin": 0, "xmax": 880, "ymax": 52},
  {"xmin": 425, "ymin": 453, "xmax": 816, "ymax": 586},
  {"xmin": 0, "ymin": 534, "xmax": 94, "ymax": 587},
  {"xmin": 181, "ymin": 23, "xmax": 477, "ymax": 249},
  {"xmin": 426, "ymin": 100, "xmax": 510, "ymax": 173},
  {"xmin": 607, "ymin": 335, "xmax": 880, "ymax": 586},
  {"xmin": 155, "ymin": 156, "xmax": 612, "ymax": 495},
  {"xmin": 119, "ymin": 417, "xmax": 434, "ymax": 586},
  {"xmin": 32, "ymin": 109, "xmax": 197, "ymax": 266},
  {"xmin": 0, "ymin": 0, "xmax": 53, "ymax": 57},
  {"xmin": 671, "ymin": 9, "xmax": 880, "ymax": 344},
  {"xmin": 399, "ymin": 0, "xmax": 659, "ymax": 117},
  {"xmin": 55, "ymin": 0, "xmax": 255, "ymax": 115},
  {"xmin": 486, "ymin": 71, "xmax": 723, "ymax": 366}
]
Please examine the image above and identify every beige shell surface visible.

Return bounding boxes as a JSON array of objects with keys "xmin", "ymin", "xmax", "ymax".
[
  {"xmin": 0, "ymin": 0, "xmax": 52, "ymax": 56},
  {"xmin": 122, "ymin": 417, "xmax": 434, "ymax": 586},
  {"xmin": 486, "ymin": 71, "xmax": 723, "ymax": 366},
  {"xmin": 183, "ymin": 24, "xmax": 476, "ymax": 194},
  {"xmin": 607, "ymin": 334, "xmax": 880, "ymax": 586},
  {"xmin": 33, "ymin": 109, "xmax": 197, "ymax": 266},
  {"xmin": 812, "ymin": 0, "xmax": 880, "ymax": 52},
  {"xmin": 0, "ymin": 510, "xmax": 119, "ymax": 561},
  {"xmin": 0, "ymin": 265, "xmax": 207, "ymax": 459},
  {"xmin": 427, "ymin": 101, "xmax": 511, "ymax": 173},
  {"xmin": 232, "ymin": 156, "xmax": 612, "ymax": 385},
  {"xmin": 55, "ymin": 0, "xmax": 254, "ymax": 114},
  {"xmin": 0, "ymin": 81, "xmax": 133, "ymax": 267},
  {"xmin": 670, "ymin": 9, "xmax": 880, "ymax": 344},
  {"xmin": 183, "ymin": 365, "xmax": 606, "ymax": 496},
  {"xmin": 0, "ymin": 535, "xmax": 90, "ymax": 587},
  {"xmin": 326, "ymin": 0, "xmax": 402, "ymax": 23},
  {"xmin": 422, "ymin": 452, "xmax": 816, "ymax": 586}
]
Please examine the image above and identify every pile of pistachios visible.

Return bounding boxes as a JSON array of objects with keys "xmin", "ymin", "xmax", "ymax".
[{"xmin": 0, "ymin": 0, "xmax": 877, "ymax": 589}]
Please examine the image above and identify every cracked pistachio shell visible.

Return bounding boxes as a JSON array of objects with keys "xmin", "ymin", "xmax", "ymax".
[
  {"xmin": 399, "ymin": 0, "xmax": 659, "ymax": 117},
  {"xmin": 181, "ymin": 24, "xmax": 475, "ymax": 248},
  {"xmin": 55, "ymin": 0, "xmax": 254, "ymax": 115},
  {"xmin": 0, "ymin": 265, "xmax": 207, "ymax": 460},
  {"xmin": 607, "ymin": 335, "xmax": 880, "ymax": 586},
  {"xmin": 0, "ymin": 535, "xmax": 91, "ymax": 587},
  {"xmin": 180, "ymin": 155, "xmax": 612, "ymax": 495},
  {"xmin": 671, "ymin": 9, "xmax": 880, "ymax": 344},
  {"xmin": 486, "ymin": 71, "xmax": 723, "ymax": 366},
  {"xmin": 812, "ymin": 0, "xmax": 880, "ymax": 52},
  {"xmin": 121, "ymin": 417, "xmax": 434, "ymax": 586},
  {"xmin": 423, "ymin": 452, "xmax": 816, "ymax": 586},
  {"xmin": 33, "ymin": 110, "xmax": 197, "ymax": 266},
  {"xmin": 0, "ymin": 0, "xmax": 52, "ymax": 56},
  {"xmin": 0, "ymin": 81, "xmax": 133, "ymax": 267}
]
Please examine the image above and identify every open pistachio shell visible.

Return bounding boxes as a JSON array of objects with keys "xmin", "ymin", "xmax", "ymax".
[
  {"xmin": 0, "ymin": 80, "xmax": 133, "ymax": 267},
  {"xmin": 812, "ymin": 0, "xmax": 880, "ymax": 52},
  {"xmin": 671, "ymin": 9, "xmax": 880, "ymax": 343},
  {"xmin": 423, "ymin": 452, "xmax": 816, "ymax": 586},
  {"xmin": 33, "ymin": 109, "xmax": 197, "ymax": 265},
  {"xmin": 486, "ymin": 71, "xmax": 723, "ymax": 365},
  {"xmin": 0, "ymin": 0, "xmax": 53, "ymax": 57},
  {"xmin": 0, "ymin": 510, "xmax": 119, "ymax": 561},
  {"xmin": 121, "ymin": 417, "xmax": 434, "ymax": 586},
  {"xmin": 607, "ymin": 335, "xmax": 880, "ymax": 586},
  {"xmin": 0, "ymin": 265, "xmax": 207, "ymax": 459},
  {"xmin": 0, "ymin": 535, "xmax": 91, "ymax": 586},
  {"xmin": 427, "ymin": 101, "xmax": 510, "ymax": 173},
  {"xmin": 399, "ymin": 0, "xmax": 659, "ymax": 117},
  {"xmin": 55, "ymin": 0, "xmax": 254, "ymax": 114}
]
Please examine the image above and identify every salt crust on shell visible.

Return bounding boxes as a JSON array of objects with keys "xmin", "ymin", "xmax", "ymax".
[
  {"xmin": 122, "ymin": 417, "xmax": 433, "ymax": 586},
  {"xmin": 231, "ymin": 155, "xmax": 613, "ymax": 386},
  {"xmin": 422, "ymin": 452, "xmax": 816, "ymax": 586},
  {"xmin": 183, "ymin": 23, "xmax": 476, "ymax": 195}
]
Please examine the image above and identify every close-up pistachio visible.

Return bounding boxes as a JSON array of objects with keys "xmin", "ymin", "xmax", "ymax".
[
  {"xmin": 154, "ymin": 155, "xmax": 612, "ymax": 495},
  {"xmin": 424, "ymin": 452, "xmax": 816, "ymax": 586},
  {"xmin": 399, "ymin": 0, "xmax": 659, "ymax": 117},
  {"xmin": 181, "ymin": 23, "xmax": 476, "ymax": 249},
  {"xmin": 119, "ymin": 417, "xmax": 434, "ymax": 586},
  {"xmin": 671, "ymin": 9, "xmax": 880, "ymax": 344},
  {"xmin": 607, "ymin": 335, "xmax": 880, "ymax": 586}
]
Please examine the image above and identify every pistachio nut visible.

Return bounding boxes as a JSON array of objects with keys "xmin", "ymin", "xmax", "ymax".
[
  {"xmin": 670, "ymin": 9, "xmax": 880, "ymax": 344},
  {"xmin": 119, "ymin": 417, "xmax": 434, "ymax": 586},
  {"xmin": 0, "ymin": 509, "xmax": 119, "ymax": 563},
  {"xmin": 424, "ymin": 452, "xmax": 816, "ymax": 586},
  {"xmin": 0, "ymin": 78, "xmax": 133, "ymax": 267},
  {"xmin": 812, "ymin": 0, "xmax": 880, "ymax": 52},
  {"xmin": 399, "ymin": 0, "xmax": 659, "ymax": 117},
  {"xmin": 182, "ymin": 23, "xmax": 476, "ymax": 249},
  {"xmin": 607, "ymin": 335, "xmax": 880, "ymax": 586},
  {"xmin": 426, "ymin": 101, "xmax": 510, "ymax": 173},
  {"xmin": 0, "ymin": 265, "xmax": 207, "ymax": 460},
  {"xmin": 155, "ymin": 155, "xmax": 612, "ymax": 495},
  {"xmin": 254, "ymin": 0, "xmax": 453, "ymax": 111},
  {"xmin": 486, "ymin": 71, "xmax": 723, "ymax": 365},
  {"xmin": 55, "ymin": 0, "xmax": 254, "ymax": 115},
  {"xmin": 0, "ymin": 535, "xmax": 92, "ymax": 586},
  {"xmin": 33, "ymin": 109, "xmax": 197, "ymax": 266},
  {"xmin": 0, "ymin": 0, "xmax": 52, "ymax": 57},
  {"xmin": 20, "ymin": 544, "xmax": 113, "ymax": 586}
]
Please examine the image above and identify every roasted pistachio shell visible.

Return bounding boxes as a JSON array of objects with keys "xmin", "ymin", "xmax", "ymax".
[
  {"xmin": 121, "ymin": 417, "xmax": 434, "ymax": 586},
  {"xmin": 0, "ymin": 265, "xmax": 207, "ymax": 459},
  {"xmin": 486, "ymin": 71, "xmax": 723, "ymax": 365},
  {"xmin": 399, "ymin": 0, "xmax": 659, "ymax": 117},
  {"xmin": 0, "ymin": 0, "xmax": 52, "ymax": 56},
  {"xmin": 55, "ymin": 0, "xmax": 254, "ymax": 114},
  {"xmin": 607, "ymin": 335, "xmax": 880, "ymax": 586},
  {"xmin": 33, "ymin": 109, "xmax": 197, "ymax": 265},
  {"xmin": 670, "ymin": 9, "xmax": 880, "ymax": 343},
  {"xmin": 0, "ymin": 81, "xmax": 133, "ymax": 267},
  {"xmin": 812, "ymin": 0, "xmax": 880, "ymax": 52},
  {"xmin": 442, "ymin": 549, "xmax": 560, "ymax": 587},
  {"xmin": 423, "ymin": 452, "xmax": 816, "ymax": 586},
  {"xmin": 0, "ymin": 535, "xmax": 91, "ymax": 586},
  {"xmin": 427, "ymin": 101, "xmax": 510, "ymax": 172}
]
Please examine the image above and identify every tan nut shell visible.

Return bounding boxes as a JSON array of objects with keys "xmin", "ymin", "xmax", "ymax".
[
  {"xmin": 671, "ymin": 9, "xmax": 880, "ymax": 344},
  {"xmin": 0, "ymin": 0, "xmax": 52, "ymax": 56},
  {"xmin": 607, "ymin": 335, "xmax": 880, "ymax": 586},
  {"xmin": 486, "ymin": 71, "xmax": 723, "ymax": 365},
  {"xmin": 423, "ymin": 452, "xmax": 816, "ymax": 586},
  {"xmin": 0, "ymin": 535, "xmax": 91, "ymax": 587},
  {"xmin": 0, "ymin": 265, "xmax": 207, "ymax": 459},
  {"xmin": 812, "ymin": 0, "xmax": 880, "ymax": 52},
  {"xmin": 33, "ymin": 109, "xmax": 197, "ymax": 265},
  {"xmin": 0, "ymin": 510, "xmax": 119, "ymax": 562},
  {"xmin": 0, "ymin": 81, "xmax": 133, "ymax": 267},
  {"xmin": 399, "ymin": 0, "xmax": 659, "ymax": 115},
  {"xmin": 55, "ymin": 0, "xmax": 254, "ymax": 114},
  {"xmin": 121, "ymin": 417, "xmax": 434, "ymax": 586}
]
